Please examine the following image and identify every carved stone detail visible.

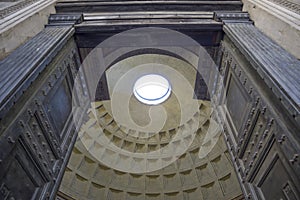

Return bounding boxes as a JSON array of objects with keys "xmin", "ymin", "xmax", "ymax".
[
  {"xmin": 0, "ymin": 25, "xmax": 87, "ymax": 199},
  {"xmin": 266, "ymin": 0, "xmax": 300, "ymax": 14},
  {"xmin": 218, "ymin": 27, "xmax": 300, "ymax": 200}
]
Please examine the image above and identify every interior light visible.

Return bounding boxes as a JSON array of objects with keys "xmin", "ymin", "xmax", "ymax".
[{"xmin": 133, "ymin": 74, "xmax": 171, "ymax": 105}]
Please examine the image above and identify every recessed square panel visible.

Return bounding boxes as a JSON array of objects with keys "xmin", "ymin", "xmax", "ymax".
[
  {"xmin": 225, "ymin": 74, "xmax": 251, "ymax": 135},
  {"xmin": 253, "ymin": 140, "xmax": 300, "ymax": 200},
  {"xmin": 46, "ymin": 78, "xmax": 72, "ymax": 135}
]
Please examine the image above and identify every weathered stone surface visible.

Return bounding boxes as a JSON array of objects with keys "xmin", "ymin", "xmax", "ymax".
[
  {"xmin": 242, "ymin": 0, "xmax": 300, "ymax": 59},
  {"xmin": 224, "ymin": 23, "xmax": 300, "ymax": 116},
  {"xmin": 0, "ymin": 0, "xmax": 56, "ymax": 60},
  {"xmin": 218, "ymin": 34, "xmax": 300, "ymax": 200},
  {"xmin": 0, "ymin": 26, "xmax": 73, "ymax": 118},
  {"xmin": 0, "ymin": 34, "xmax": 87, "ymax": 200},
  {"xmin": 56, "ymin": 0, "xmax": 243, "ymax": 13}
]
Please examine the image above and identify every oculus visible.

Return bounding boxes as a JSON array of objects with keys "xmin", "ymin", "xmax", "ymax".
[{"xmin": 133, "ymin": 74, "xmax": 171, "ymax": 105}]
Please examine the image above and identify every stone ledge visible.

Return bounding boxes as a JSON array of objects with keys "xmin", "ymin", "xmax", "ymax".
[
  {"xmin": 242, "ymin": 0, "xmax": 300, "ymax": 59},
  {"xmin": 0, "ymin": 26, "xmax": 74, "ymax": 118},
  {"xmin": 0, "ymin": 0, "xmax": 57, "ymax": 34},
  {"xmin": 0, "ymin": 0, "xmax": 57, "ymax": 60},
  {"xmin": 224, "ymin": 23, "xmax": 300, "ymax": 117}
]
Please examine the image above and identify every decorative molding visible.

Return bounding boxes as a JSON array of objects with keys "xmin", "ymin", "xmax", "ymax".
[
  {"xmin": 219, "ymin": 33, "xmax": 300, "ymax": 200},
  {"xmin": 213, "ymin": 11, "xmax": 252, "ymax": 23},
  {"xmin": 244, "ymin": 0, "xmax": 300, "ymax": 30},
  {"xmin": 0, "ymin": 0, "xmax": 57, "ymax": 34},
  {"xmin": 55, "ymin": 1, "xmax": 243, "ymax": 13},
  {"xmin": 283, "ymin": 181, "xmax": 299, "ymax": 200},
  {"xmin": 224, "ymin": 23, "xmax": 300, "ymax": 119},
  {"xmin": 0, "ymin": 26, "xmax": 74, "ymax": 119},
  {"xmin": 48, "ymin": 13, "xmax": 83, "ymax": 26},
  {"xmin": 0, "ymin": 0, "xmax": 40, "ymax": 19},
  {"xmin": 0, "ymin": 33, "xmax": 87, "ymax": 199},
  {"xmin": 267, "ymin": 0, "xmax": 300, "ymax": 14}
]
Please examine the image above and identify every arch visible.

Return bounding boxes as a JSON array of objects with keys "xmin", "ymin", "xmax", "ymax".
[{"xmin": 77, "ymin": 27, "xmax": 219, "ymax": 103}]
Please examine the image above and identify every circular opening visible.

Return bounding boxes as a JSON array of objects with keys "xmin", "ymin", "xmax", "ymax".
[{"xmin": 133, "ymin": 74, "xmax": 171, "ymax": 105}]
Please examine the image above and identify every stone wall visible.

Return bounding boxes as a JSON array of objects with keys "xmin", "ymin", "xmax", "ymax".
[
  {"xmin": 217, "ymin": 22, "xmax": 300, "ymax": 199},
  {"xmin": 0, "ymin": 0, "xmax": 56, "ymax": 60},
  {"xmin": 0, "ymin": 25, "xmax": 89, "ymax": 199},
  {"xmin": 242, "ymin": 0, "xmax": 300, "ymax": 59}
]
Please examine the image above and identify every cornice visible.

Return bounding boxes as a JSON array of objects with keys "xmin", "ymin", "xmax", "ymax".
[
  {"xmin": 243, "ymin": 0, "xmax": 300, "ymax": 30},
  {"xmin": 0, "ymin": 0, "xmax": 57, "ymax": 34}
]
